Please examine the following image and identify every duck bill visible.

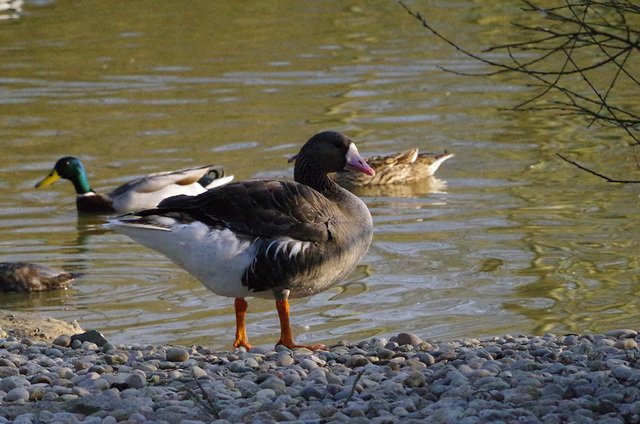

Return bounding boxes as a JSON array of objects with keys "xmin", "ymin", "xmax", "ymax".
[
  {"xmin": 344, "ymin": 144, "xmax": 376, "ymax": 176},
  {"xmin": 35, "ymin": 170, "xmax": 61, "ymax": 188}
]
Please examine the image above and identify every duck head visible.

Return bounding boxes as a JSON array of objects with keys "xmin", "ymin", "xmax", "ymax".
[{"xmin": 36, "ymin": 156, "xmax": 93, "ymax": 195}]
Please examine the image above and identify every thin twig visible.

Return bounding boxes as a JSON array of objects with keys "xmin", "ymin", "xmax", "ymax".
[
  {"xmin": 182, "ymin": 378, "xmax": 220, "ymax": 419},
  {"xmin": 340, "ymin": 368, "xmax": 366, "ymax": 407},
  {"xmin": 399, "ymin": 0, "xmax": 640, "ymax": 144},
  {"xmin": 557, "ymin": 153, "xmax": 640, "ymax": 183}
]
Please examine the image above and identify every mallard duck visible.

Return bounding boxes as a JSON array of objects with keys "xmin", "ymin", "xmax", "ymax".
[
  {"xmin": 35, "ymin": 157, "xmax": 234, "ymax": 213},
  {"xmin": 289, "ymin": 148, "xmax": 453, "ymax": 187},
  {"xmin": 333, "ymin": 149, "xmax": 453, "ymax": 186},
  {"xmin": 0, "ymin": 262, "xmax": 81, "ymax": 292},
  {"xmin": 107, "ymin": 131, "xmax": 375, "ymax": 350}
]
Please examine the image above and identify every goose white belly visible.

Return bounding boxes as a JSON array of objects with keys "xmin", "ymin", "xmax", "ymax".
[{"xmin": 107, "ymin": 218, "xmax": 261, "ymax": 299}]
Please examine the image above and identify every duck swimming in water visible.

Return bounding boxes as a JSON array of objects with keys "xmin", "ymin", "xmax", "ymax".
[
  {"xmin": 36, "ymin": 157, "xmax": 234, "ymax": 213},
  {"xmin": 290, "ymin": 148, "xmax": 453, "ymax": 187},
  {"xmin": 333, "ymin": 149, "xmax": 453, "ymax": 187},
  {"xmin": 0, "ymin": 262, "xmax": 81, "ymax": 292}
]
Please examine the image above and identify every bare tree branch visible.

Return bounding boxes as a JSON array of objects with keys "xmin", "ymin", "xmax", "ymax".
[
  {"xmin": 556, "ymin": 153, "xmax": 640, "ymax": 182},
  {"xmin": 399, "ymin": 0, "xmax": 640, "ymax": 143},
  {"xmin": 400, "ymin": 0, "xmax": 640, "ymax": 182}
]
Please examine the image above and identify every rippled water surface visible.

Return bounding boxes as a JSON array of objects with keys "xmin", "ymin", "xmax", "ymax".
[{"xmin": 1, "ymin": 0, "xmax": 639, "ymax": 349}]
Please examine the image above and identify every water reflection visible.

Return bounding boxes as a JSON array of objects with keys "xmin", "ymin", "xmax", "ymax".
[
  {"xmin": 0, "ymin": 0, "xmax": 22, "ymax": 21},
  {"xmin": 0, "ymin": 0, "xmax": 639, "ymax": 348},
  {"xmin": 349, "ymin": 176, "xmax": 448, "ymax": 198}
]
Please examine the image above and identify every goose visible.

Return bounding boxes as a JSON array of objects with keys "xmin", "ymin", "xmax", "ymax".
[
  {"xmin": 0, "ymin": 262, "xmax": 81, "ymax": 292},
  {"xmin": 35, "ymin": 157, "xmax": 234, "ymax": 213},
  {"xmin": 106, "ymin": 131, "xmax": 375, "ymax": 350}
]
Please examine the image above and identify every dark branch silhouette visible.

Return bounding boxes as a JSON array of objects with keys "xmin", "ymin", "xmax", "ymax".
[
  {"xmin": 556, "ymin": 153, "xmax": 640, "ymax": 182},
  {"xmin": 400, "ymin": 0, "xmax": 640, "ymax": 182}
]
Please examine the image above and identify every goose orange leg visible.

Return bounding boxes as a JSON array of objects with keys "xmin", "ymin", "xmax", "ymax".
[
  {"xmin": 233, "ymin": 298, "xmax": 253, "ymax": 350},
  {"xmin": 275, "ymin": 299, "xmax": 326, "ymax": 350}
]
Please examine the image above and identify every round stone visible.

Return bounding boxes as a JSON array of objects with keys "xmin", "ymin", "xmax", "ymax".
[
  {"xmin": 276, "ymin": 352, "xmax": 294, "ymax": 367},
  {"xmin": 32, "ymin": 375, "xmax": 52, "ymax": 384},
  {"xmin": 404, "ymin": 371, "xmax": 426, "ymax": 388},
  {"xmin": 0, "ymin": 377, "xmax": 20, "ymax": 392},
  {"xmin": 166, "ymin": 347, "xmax": 189, "ymax": 362},
  {"xmin": 611, "ymin": 365, "xmax": 635, "ymax": 381},
  {"xmin": 396, "ymin": 333, "xmax": 423, "ymax": 346},
  {"xmin": 20, "ymin": 338, "xmax": 35, "ymax": 347},
  {"xmin": 125, "ymin": 373, "xmax": 147, "ymax": 389},
  {"xmin": 299, "ymin": 358, "xmax": 318, "ymax": 371},
  {"xmin": 604, "ymin": 329, "xmax": 638, "ymax": 339},
  {"xmin": 376, "ymin": 348, "xmax": 395, "ymax": 360},
  {"xmin": 192, "ymin": 366, "xmax": 208, "ymax": 379},
  {"xmin": 346, "ymin": 355, "xmax": 370, "ymax": 368},
  {"xmin": 5, "ymin": 387, "xmax": 30, "ymax": 402},
  {"xmin": 53, "ymin": 335, "xmax": 72, "ymax": 347},
  {"xmin": 614, "ymin": 339, "xmax": 637, "ymax": 350},
  {"xmin": 299, "ymin": 386, "xmax": 324, "ymax": 400}
]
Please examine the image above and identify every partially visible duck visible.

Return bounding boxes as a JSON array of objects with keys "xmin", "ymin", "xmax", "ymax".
[
  {"xmin": 106, "ymin": 131, "xmax": 375, "ymax": 350},
  {"xmin": 333, "ymin": 149, "xmax": 453, "ymax": 187},
  {"xmin": 35, "ymin": 157, "xmax": 234, "ymax": 213},
  {"xmin": 0, "ymin": 262, "xmax": 81, "ymax": 292}
]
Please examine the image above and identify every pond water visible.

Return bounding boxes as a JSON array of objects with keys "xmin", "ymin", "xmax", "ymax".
[{"xmin": 1, "ymin": 0, "xmax": 639, "ymax": 349}]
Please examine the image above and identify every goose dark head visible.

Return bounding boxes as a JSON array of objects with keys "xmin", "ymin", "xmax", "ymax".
[{"xmin": 293, "ymin": 131, "xmax": 374, "ymax": 188}]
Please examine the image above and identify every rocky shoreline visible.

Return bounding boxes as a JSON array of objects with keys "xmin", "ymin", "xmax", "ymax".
[{"xmin": 0, "ymin": 311, "xmax": 639, "ymax": 423}]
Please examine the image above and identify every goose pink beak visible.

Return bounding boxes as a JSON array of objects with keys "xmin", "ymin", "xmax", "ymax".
[{"xmin": 345, "ymin": 144, "xmax": 376, "ymax": 176}]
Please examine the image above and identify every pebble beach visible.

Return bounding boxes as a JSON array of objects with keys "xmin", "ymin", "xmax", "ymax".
[{"xmin": 1, "ymin": 313, "xmax": 640, "ymax": 424}]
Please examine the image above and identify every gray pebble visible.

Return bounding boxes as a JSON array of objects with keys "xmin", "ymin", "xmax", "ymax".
[
  {"xmin": 346, "ymin": 354, "xmax": 370, "ymax": 368},
  {"xmin": 299, "ymin": 358, "xmax": 318, "ymax": 371},
  {"xmin": 4, "ymin": 387, "xmax": 30, "ymax": 402},
  {"xmin": 417, "ymin": 352, "xmax": 435, "ymax": 365},
  {"xmin": 299, "ymin": 385, "xmax": 324, "ymax": 400},
  {"xmin": 44, "ymin": 347, "xmax": 63, "ymax": 357},
  {"xmin": 0, "ymin": 376, "xmax": 19, "ymax": 392},
  {"xmin": 604, "ymin": 329, "xmax": 637, "ymax": 339},
  {"xmin": 276, "ymin": 352, "xmax": 294, "ymax": 367},
  {"xmin": 53, "ymin": 334, "xmax": 72, "ymax": 347},
  {"xmin": 81, "ymin": 341, "xmax": 99, "ymax": 351},
  {"xmin": 1, "ymin": 326, "xmax": 640, "ymax": 423},
  {"xmin": 191, "ymin": 366, "xmax": 208, "ymax": 379},
  {"xmin": 396, "ymin": 332, "xmax": 423, "ymax": 345},
  {"xmin": 404, "ymin": 371, "xmax": 426, "ymax": 387},
  {"xmin": 614, "ymin": 339, "xmax": 637, "ymax": 350},
  {"xmin": 611, "ymin": 365, "xmax": 635, "ymax": 381},
  {"xmin": 228, "ymin": 360, "xmax": 253, "ymax": 373},
  {"xmin": 377, "ymin": 347, "xmax": 395, "ymax": 360},
  {"xmin": 166, "ymin": 347, "xmax": 189, "ymax": 362},
  {"xmin": 125, "ymin": 373, "xmax": 146, "ymax": 388}
]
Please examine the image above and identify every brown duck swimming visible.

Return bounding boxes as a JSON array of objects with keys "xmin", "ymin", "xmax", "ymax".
[
  {"xmin": 0, "ymin": 262, "xmax": 81, "ymax": 292},
  {"xmin": 333, "ymin": 149, "xmax": 453, "ymax": 187},
  {"xmin": 290, "ymin": 148, "xmax": 453, "ymax": 187}
]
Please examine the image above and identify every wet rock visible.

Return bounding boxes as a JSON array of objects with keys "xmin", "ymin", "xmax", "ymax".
[{"xmin": 71, "ymin": 330, "xmax": 108, "ymax": 347}]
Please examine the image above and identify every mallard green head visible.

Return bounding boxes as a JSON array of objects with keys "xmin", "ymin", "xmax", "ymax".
[{"xmin": 36, "ymin": 156, "xmax": 93, "ymax": 195}]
